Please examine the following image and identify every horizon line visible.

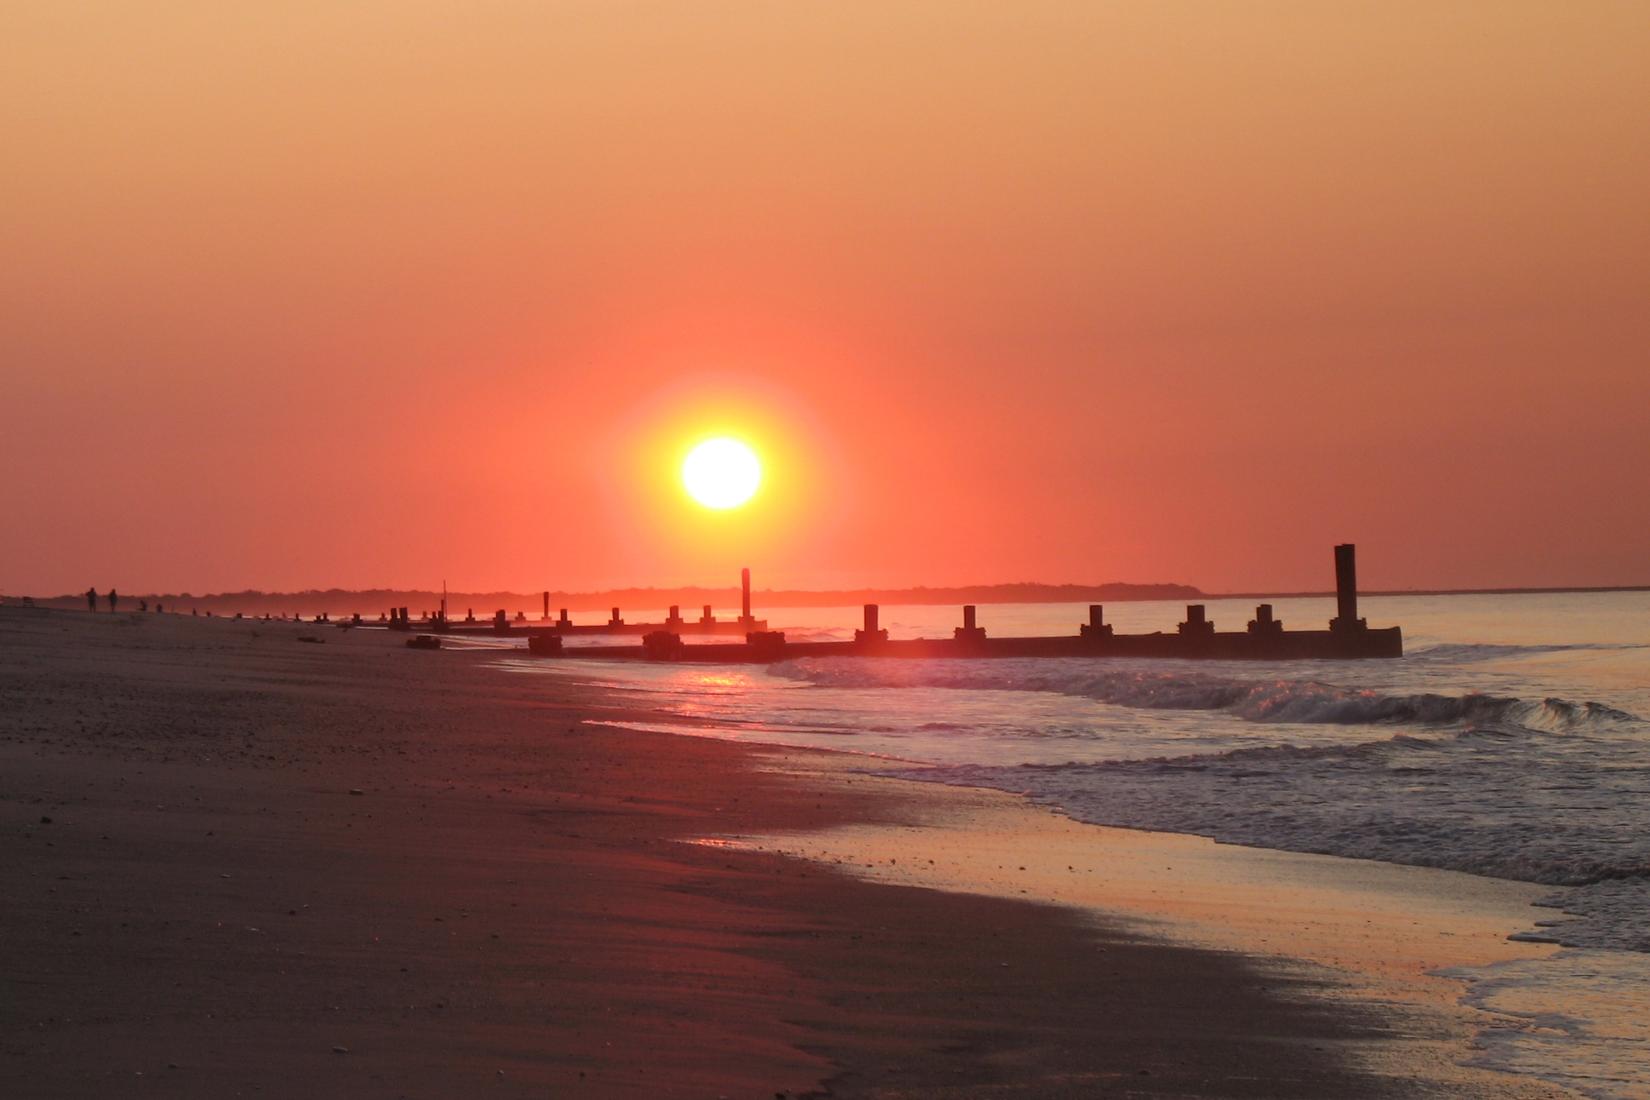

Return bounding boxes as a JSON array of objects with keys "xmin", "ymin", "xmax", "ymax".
[{"xmin": 15, "ymin": 580, "xmax": 1650, "ymax": 610}]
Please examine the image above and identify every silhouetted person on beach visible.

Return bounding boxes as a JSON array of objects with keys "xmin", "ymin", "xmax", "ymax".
[
  {"xmin": 108, "ymin": 589, "xmax": 118, "ymax": 613},
  {"xmin": 139, "ymin": 600, "xmax": 148, "ymax": 613},
  {"xmin": 86, "ymin": 587, "xmax": 97, "ymax": 612}
]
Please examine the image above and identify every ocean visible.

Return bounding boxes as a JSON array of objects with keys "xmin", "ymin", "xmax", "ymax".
[{"xmin": 494, "ymin": 591, "xmax": 1650, "ymax": 1098}]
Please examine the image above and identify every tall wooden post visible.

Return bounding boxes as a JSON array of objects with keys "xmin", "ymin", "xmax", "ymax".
[
  {"xmin": 1332, "ymin": 543, "xmax": 1365, "ymax": 632},
  {"xmin": 954, "ymin": 604, "xmax": 986, "ymax": 644},
  {"xmin": 854, "ymin": 603, "xmax": 888, "ymax": 646}
]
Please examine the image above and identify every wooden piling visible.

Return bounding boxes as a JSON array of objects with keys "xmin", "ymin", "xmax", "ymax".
[
  {"xmin": 1332, "ymin": 544, "xmax": 1366, "ymax": 632},
  {"xmin": 855, "ymin": 603, "xmax": 889, "ymax": 646},
  {"xmin": 1178, "ymin": 604, "xmax": 1215, "ymax": 637},
  {"xmin": 954, "ymin": 604, "xmax": 987, "ymax": 645},
  {"xmin": 1248, "ymin": 603, "xmax": 1283, "ymax": 635},
  {"xmin": 1080, "ymin": 604, "xmax": 1113, "ymax": 640}
]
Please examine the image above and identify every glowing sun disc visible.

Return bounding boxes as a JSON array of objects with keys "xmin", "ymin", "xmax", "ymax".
[{"xmin": 682, "ymin": 438, "xmax": 762, "ymax": 509}]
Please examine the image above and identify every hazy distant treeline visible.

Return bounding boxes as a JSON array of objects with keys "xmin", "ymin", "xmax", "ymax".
[{"xmin": 26, "ymin": 581, "xmax": 1201, "ymax": 618}]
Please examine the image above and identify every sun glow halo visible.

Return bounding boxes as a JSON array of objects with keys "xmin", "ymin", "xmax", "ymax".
[{"xmin": 682, "ymin": 437, "xmax": 762, "ymax": 509}]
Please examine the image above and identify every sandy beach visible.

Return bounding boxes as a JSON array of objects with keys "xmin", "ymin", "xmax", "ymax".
[{"xmin": 1, "ymin": 609, "xmax": 1574, "ymax": 1098}]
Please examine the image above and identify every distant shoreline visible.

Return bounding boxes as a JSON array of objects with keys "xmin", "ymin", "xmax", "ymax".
[
  {"xmin": 13, "ymin": 581, "xmax": 1649, "ymax": 617},
  {"xmin": 20, "ymin": 581, "xmax": 1202, "ymax": 616}
]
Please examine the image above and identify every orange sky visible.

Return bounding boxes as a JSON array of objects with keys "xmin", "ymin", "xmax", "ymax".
[{"xmin": 4, "ymin": 2, "xmax": 1648, "ymax": 596}]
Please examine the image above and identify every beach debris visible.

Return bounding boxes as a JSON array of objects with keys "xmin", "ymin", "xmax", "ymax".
[
  {"xmin": 297, "ymin": 635, "xmax": 325, "ymax": 644},
  {"xmin": 331, "ymin": 1046, "xmax": 350, "ymax": 1054},
  {"xmin": 348, "ymin": 788, "xmax": 364, "ymax": 796},
  {"xmin": 39, "ymin": 815, "xmax": 52, "ymax": 824}
]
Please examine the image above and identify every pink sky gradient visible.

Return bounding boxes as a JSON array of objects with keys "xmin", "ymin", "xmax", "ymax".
[{"xmin": 4, "ymin": 2, "xmax": 1648, "ymax": 596}]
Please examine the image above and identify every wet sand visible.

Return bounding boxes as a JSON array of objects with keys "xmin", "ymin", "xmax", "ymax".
[
  {"xmin": 729, "ymin": 756, "xmax": 1572, "ymax": 1091},
  {"xmin": 0, "ymin": 609, "xmax": 1570, "ymax": 1097}
]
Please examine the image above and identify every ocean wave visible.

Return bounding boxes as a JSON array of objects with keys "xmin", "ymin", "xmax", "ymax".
[
  {"xmin": 904, "ymin": 748, "xmax": 1650, "ymax": 894},
  {"xmin": 1408, "ymin": 642, "xmax": 1642, "ymax": 662},
  {"xmin": 768, "ymin": 658, "xmax": 1638, "ymax": 732}
]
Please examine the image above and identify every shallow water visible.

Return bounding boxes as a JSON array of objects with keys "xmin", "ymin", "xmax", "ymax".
[{"xmin": 497, "ymin": 591, "xmax": 1650, "ymax": 1097}]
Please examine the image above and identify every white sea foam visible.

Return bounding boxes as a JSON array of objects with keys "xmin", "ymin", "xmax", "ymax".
[
  {"xmin": 1443, "ymin": 950, "xmax": 1650, "ymax": 1099},
  {"xmin": 770, "ymin": 656, "xmax": 1640, "ymax": 731}
]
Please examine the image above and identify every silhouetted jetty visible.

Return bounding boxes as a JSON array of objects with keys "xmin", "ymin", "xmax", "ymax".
[
  {"xmin": 509, "ymin": 546, "xmax": 1402, "ymax": 663},
  {"xmin": 386, "ymin": 567, "xmax": 768, "ymax": 638}
]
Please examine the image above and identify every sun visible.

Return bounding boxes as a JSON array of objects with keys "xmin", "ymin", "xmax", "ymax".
[{"xmin": 682, "ymin": 437, "xmax": 762, "ymax": 509}]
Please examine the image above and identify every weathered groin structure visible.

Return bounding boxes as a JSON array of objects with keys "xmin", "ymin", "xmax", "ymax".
[
  {"xmin": 504, "ymin": 545, "xmax": 1402, "ymax": 663},
  {"xmin": 387, "ymin": 567, "xmax": 767, "ymax": 638}
]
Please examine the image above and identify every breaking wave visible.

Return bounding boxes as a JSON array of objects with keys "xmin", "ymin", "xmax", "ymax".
[
  {"xmin": 769, "ymin": 658, "xmax": 1637, "ymax": 732},
  {"xmin": 899, "ymin": 735, "xmax": 1650, "ymax": 950}
]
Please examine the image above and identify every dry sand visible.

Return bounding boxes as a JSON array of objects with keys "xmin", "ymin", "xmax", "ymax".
[{"xmin": 0, "ymin": 608, "xmax": 1574, "ymax": 1097}]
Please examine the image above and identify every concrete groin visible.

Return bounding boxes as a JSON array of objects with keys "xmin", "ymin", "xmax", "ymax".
[
  {"xmin": 505, "ymin": 545, "xmax": 1403, "ymax": 663},
  {"xmin": 387, "ymin": 568, "xmax": 767, "ymax": 637}
]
